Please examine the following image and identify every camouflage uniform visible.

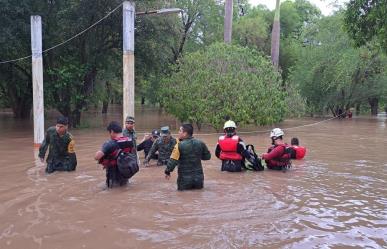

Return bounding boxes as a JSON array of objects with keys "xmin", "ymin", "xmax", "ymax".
[
  {"xmin": 165, "ymin": 137, "xmax": 211, "ymax": 191},
  {"xmin": 39, "ymin": 127, "xmax": 77, "ymax": 173},
  {"xmin": 146, "ymin": 136, "xmax": 177, "ymax": 165},
  {"xmin": 123, "ymin": 129, "xmax": 137, "ymax": 150}
]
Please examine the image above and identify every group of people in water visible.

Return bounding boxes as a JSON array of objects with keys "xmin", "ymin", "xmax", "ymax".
[{"xmin": 38, "ymin": 116, "xmax": 306, "ymax": 190}]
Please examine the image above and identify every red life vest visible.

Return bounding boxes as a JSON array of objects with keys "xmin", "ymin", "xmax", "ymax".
[
  {"xmin": 101, "ymin": 136, "xmax": 134, "ymax": 168},
  {"xmin": 218, "ymin": 135, "xmax": 243, "ymax": 161},
  {"xmin": 292, "ymin": 146, "xmax": 306, "ymax": 159}
]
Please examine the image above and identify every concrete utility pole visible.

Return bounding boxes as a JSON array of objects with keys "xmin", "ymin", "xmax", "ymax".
[
  {"xmin": 31, "ymin": 16, "xmax": 44, "ymax": 146},
  {"xmin": 271, "ymin": 0, "xmax": 281, "ymax": 69},
  {"xmin": 123, "ymin": 1, "xmax": 135, "ymax": 123},
  {"xmin": 224, "ymin": 0, "xmax": 233, "ymax": 43}
]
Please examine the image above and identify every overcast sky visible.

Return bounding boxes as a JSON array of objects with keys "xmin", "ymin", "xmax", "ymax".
[{"xmin": 248, "ymin": 0, "xmax": 349, "ymax": 16}]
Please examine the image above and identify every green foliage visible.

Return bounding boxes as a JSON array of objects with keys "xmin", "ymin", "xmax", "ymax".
[
  {"xmin": 160, "ymin": 43, "xmax": 287, "ymax": 130},
  {"xmin": 0, "ymin": 0, "xmax": 34, "ymax": 118},
  {"xmin": 344, "ymin": 0, "xmax": 387, "ymax": 52},
  {"xmin": 284, "ymin": 81, "xmax": 307, "ymax": 117},
  {"xmin": 233, "ymin": 8, "xmax": 270, "ymax": 53},
  {"xmin": 289, "ymin": 14, "xmax": 387, "ymax": 115}
]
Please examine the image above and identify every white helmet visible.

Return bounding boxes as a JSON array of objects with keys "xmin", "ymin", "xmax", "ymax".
[
  {"xmin": 270, "ymin": 128, "xmax": 284, "ymax": 138},
  {"xmin": 223, "ymin": 120, "xmax": 236, "ymax": 129}
]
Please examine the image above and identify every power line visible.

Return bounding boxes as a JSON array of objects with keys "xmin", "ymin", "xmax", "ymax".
[
  {"xmin": 0, "ymin": 2, "xmax": 123, "ymax": 65},
  {"xmin": 0, "ymin": 55, "xmax": 32, "ymax": 64},
  {"xmin": 132, "ymin": 115, "xmax": 343, "ymax": 137}
]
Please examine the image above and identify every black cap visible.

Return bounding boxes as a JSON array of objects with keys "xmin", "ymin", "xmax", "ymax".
[
  {"xmin": 152, "ymin": 129, "xmax": 160, "ymax": 137},
  {"xmin": 56, "ymin": 116, "xmax": 69, "ymax": 125}
]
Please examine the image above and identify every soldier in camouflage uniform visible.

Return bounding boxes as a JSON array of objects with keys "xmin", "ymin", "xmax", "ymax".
[
  {"xmin": 123, "ymin": 116, "xmax": 137, "ymax": 149},
  {"xmin": 39, "ymin": 116, "xmax": 77, "ymax": 174},
  {"xmin": 164, "ymin": 124, "xmax": 211, "ymax": 191},
  {"xmin": 145, "ymin": 126, "xmax": 177, "ymax": 166}
]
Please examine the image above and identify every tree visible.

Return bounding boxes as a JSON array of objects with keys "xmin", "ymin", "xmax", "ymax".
[
  {"xmin": 344, "ymin": 0, "xmax": 387, "ymax": 52},
  {"xmin": 0, "ymin": 0, "xmax": 36, "ymax": 118},
  {"xmin": 233, "ymin": 7, "xmax": 270, "ymax": 53},
  {"xmin": 289, "ymin": 13, "xmax": 387, "ymax": 116},
  {"xmin": 160, "ymin": 43, "xmax": 287, "ymax": 130},
  {"xmin": 0, "ymin": 0, "xmax": 124, "ymax": 125}
]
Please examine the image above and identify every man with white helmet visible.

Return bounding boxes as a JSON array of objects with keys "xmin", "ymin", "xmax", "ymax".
[
  {"xmin": 215, "ymin": 120, "xmax": 250, "ymax": 172},
  {"xmin": 261, "ymin": 128, "xmax": 291, "ymax": 170}
]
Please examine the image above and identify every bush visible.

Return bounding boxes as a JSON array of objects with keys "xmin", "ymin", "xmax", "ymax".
[{"xmin": 160, "ymin": 42, "xmax": 287, "ymax": 130}]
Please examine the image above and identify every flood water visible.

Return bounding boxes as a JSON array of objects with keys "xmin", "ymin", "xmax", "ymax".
[{"xmin": 0, "ymin": 108, "xmax": 386, "ymax": 249}]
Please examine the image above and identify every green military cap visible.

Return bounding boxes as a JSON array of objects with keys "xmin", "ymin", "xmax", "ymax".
[
  {"xmin": 125, "ymin": 116, "xmax": 135, "ymax": 123},
  {"xmin": 160, "ymin": 126, "xmax": 170, "ymax": 137}
]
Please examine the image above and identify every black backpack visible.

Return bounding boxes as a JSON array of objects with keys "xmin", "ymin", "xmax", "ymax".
[
  {"xmin": 244, "ymin": 144, "xmax": 264, "ymax": 171},
  {"xmin": 112, "ymin": 137, "xmax": 138, "ymax": 179},
  {"xmin": 285, "ymin": 146, "xmax": 297, "ymax": 159},
  {"xmin": 117, "ymin": 151, "xmax": 139, "ymax": 179}
]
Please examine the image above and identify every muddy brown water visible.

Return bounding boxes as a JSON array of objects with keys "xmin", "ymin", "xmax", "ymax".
[{"xmin": 0, "ymin": 109, "xmax": 386, "ymax": 249}]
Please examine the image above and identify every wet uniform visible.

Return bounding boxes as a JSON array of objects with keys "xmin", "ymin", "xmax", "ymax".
[
  {"xmin": 137, "ymin": 138, "xmax": 158, "ymax": 159},
  {"xmin": 123, "ymin": 129, "xmax": 137, "ymax": 150},
  {"xmin": 165, "ymin": 137, "xmax": 211, "ymax": 191},
  {"xmin": 146, "ymin": 136, "xmax": 177, "ymax": 165},
  {"xmin": 39, "ymin": 127, "xmax": 77, "ymax": 173}
]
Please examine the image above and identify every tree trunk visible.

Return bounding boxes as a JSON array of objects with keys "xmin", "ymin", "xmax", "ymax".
[
  {"xmin": 368, "ymin": 97, "xmax": 378, "ymax": 116},
  {"xmin": 355, "ymin": 103, "xmax": 360, "ymax": 116},
  {"xmin": 12, "ymin": 100, "xmax": 32, "ymax": 119},
  {"xmin": 196, "ymin": 121, "xmax": 202, "ymax": 131},
  {"xmin": 102, "ymin": 101, "xmax": 109, "ymax": 114},
  {"xmin": 102, "ymin": 81, "xmax": 111, "ymax": 114},
  {"xmin": 141, "ymin": 96, "xmax": 145, "ymax": 105},
  {"xmin": 270, "ymin": 0, "xmax": 281, "ymax": 69},
  {"xmin": 328, "ymin": 105, "xmax": 336, "ymax": 117},
  {"xmin": 71, "ymin": 109, "xmax": 81, "ymax": 128}
]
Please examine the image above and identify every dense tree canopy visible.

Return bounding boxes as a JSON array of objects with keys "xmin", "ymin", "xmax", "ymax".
[
  {"xmin": 289, "ymin": 14, "xmax": 387, "ymax": 116},
  {"xmin": 344, "ymin": 0, "xmax": 387, "ymax": 52}
]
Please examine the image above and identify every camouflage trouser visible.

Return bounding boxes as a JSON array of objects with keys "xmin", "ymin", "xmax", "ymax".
[
  {"xmin": 177, "ymin": 174, "xmax": 204, "ymax": 191},
  {"xmin": 106, "ymin": 167, "xmax": 128, "ymax": 188},
  {"xmin": 157, "ymin": 159, "xmax": 169, "ymax": 166},
  {"xmin": 46, "ymin": 160, "xmax": 76, "ymax": 174}
]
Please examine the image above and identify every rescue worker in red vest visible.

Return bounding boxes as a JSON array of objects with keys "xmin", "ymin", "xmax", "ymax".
[
  {"xmin": 94, "ymin": 121, "xmax": 135, "ymax": 188},
  {"xmin": 215, "ymin": 120, "xmax": 250, "ymax": 172},
  {"xmin": 261, "ymin": 128, "xmax": 291, "ymax": 170},
  {"xmin": 290, "ymin": 137, "xmax": 306, "ymax": 160}
]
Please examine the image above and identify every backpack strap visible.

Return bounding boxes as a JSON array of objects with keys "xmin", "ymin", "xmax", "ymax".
[{"xmin": 246, "ymin": 144, "xmax": 257, "ymax": 155}]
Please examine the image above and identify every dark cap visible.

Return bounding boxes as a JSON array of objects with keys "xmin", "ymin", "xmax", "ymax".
[
  {"xmin": 56, "ymin": 116, "xmax": 69, "ymax": 125},
  {"xmin": 152, "ymin": 129, "xmax": 160, "ymax": 137},
  {"xmin": 125, "ymin": 116, "xmax": 135, "ymax": 123},
  {"xmin": 107, "ymin": 121, "xmax": 122, "ymax": 133},
  {"xmin": 160, "ymin": 126, "xmax": 170, "ymax": 137}
]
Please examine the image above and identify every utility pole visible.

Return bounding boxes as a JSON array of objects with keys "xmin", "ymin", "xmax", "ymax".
[
  {"xmin": 224, "ymin": 0, "xmax": 233, "ymax": 43},
  {"xmin": 31, "ymin": 16, "xmax": 44, "ymax": 146},
  {"xmin": 123, "ymin": 1, "xmax": 135, "ymax": 123},
  {"xmin": 271, "ymin": 0, "xmax": 281, "ymax": 69}
]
